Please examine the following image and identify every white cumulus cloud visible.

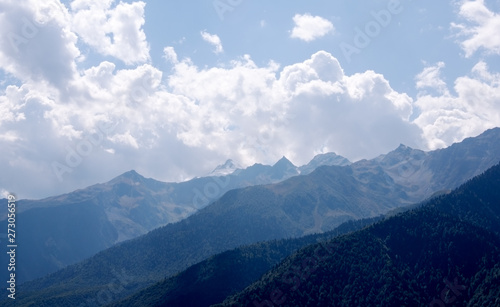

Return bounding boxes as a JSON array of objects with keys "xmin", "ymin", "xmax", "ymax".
[
  {"xmin": 70, "ymin": 0, "xmax": 150, "ymax": 65},
  {"xmin": 166, "ymin": 50, "xmax": 420, "ymax": 165},
  {"xmin": 290, "ymin": 13, "xmax": 334, "ymax": 42},
  {"xmin": 1, "ymin": 0, "xmax": 499, "ymax": 201},
  {"xmin": 0, "ymin": 0, "xmax": 79, "ymax": 90},
  {"xmin": 0, "ymin": 46, "xmax": 425, "ymax": 199},
  {"xmin": 414, "ymin": 61, "xmax": 500, "ymax": 149},
  {"xmin": 452, "ymin": 0, "xmax": 500, "ymax": 57}
]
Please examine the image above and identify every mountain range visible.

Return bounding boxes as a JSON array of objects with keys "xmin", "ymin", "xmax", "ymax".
[
  {"xmin": 216, "ymin": 162, "xmax": 500, "ymax": 306},
  {"xmin": 110, "ymin": 161, "xmax": 500, "ymax": 306},
  {"xmin": 0, "ymin": 152, "xmax": 350, "ymax": 283},
  {"xmin": 7, "ymin": 127, "xmax": 500, "ymax": 306}
]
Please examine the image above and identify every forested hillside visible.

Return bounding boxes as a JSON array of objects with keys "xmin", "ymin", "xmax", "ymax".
[
  {"xmin": 218, "ymin": 164, "xmax": 500, "ymax": 306},
  {"xmin": 109, "ymin": 217, "xmax": 381, "ymax": 307}
]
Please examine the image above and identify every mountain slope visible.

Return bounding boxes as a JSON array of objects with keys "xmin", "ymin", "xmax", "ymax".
[
  {"xmin": 0, "ymin": 155, "xmax": 323, "ymax": 283},
  {"xmin": 108, "ymin": 217, "xmax": 381, "ymax": 307},
  {"xmin": 217, "ymin": 163, "xmax": 500, "ymax": 306},
  {"xmin": 114, "ymin": 161, "xmax": 500, "ymax": 307},
  {"xmin": 269, "ymin": 156, "xmax": 299, "ymax": 180},
  {"xmin": 373, "ymin": 127, "xmax": 500, "ymax": 201},
  {"xmin": 10, "ymin": 128, "xmax": 500, "ymax": 304},
  {"xmin": 6, "ymin": 164, "xmax": 411, "ymax": 306}
]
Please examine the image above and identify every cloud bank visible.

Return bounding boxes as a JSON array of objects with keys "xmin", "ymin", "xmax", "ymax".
[{"xmin": 0, "ymin": 0, "xmax": 499, "ymax": 199}]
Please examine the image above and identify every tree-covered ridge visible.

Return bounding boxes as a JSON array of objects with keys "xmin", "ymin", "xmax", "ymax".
[
  {"xmin": 109, "ymin": 217, "xmax": 382, "ymax": 307},
  {"xmin": 217, "ymin": 163, "xmax": 500, "ymax": 306}
]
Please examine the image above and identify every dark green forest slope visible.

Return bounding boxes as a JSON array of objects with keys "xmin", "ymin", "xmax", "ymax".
[
  {"xmin": 217, "ymin": 163, "xmax": 500, "ymax": 306},
  {"xmin": 108, "ymin": 217, "xmax": 381, "ymax": 307}
]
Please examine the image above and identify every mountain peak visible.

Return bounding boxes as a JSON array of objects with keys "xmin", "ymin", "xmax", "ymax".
[
  {"xmin": 374, "ymin": 143, "xmax": 427, "ymax": 168},
  {"xmin": 270, "ymin": 156, "xmax": 298, "ymax": 180},
  {"xmin": 123, "ymin": 169, "xmax": 140, "ymax": 177},
  {"xmin": 273, "ymin": 156, "xmax": 295, "ymax": 168},
  {"xmin": 109, "ymin": 170, "xmax": 145, "ymax": 184},
  {"xmin": 298, "ymin": 152, "xmax": 351, "ymax": 175},
  {"xmin": 392, "ymin": 144, "xmax": 412, "ymax": 154},
  {"xmin": 380, "ymin": 143, "xmax": 419, "ymax": 157},
  {"xmin": 312, "ymin": 152, "xmax": 350, "ymax": 165},
  {"xmin": 210, "ymin": 159, "xmax": 241, "ymax": 176}
]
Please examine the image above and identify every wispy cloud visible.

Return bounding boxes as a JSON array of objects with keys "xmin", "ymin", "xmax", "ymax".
[
  {"xmin": 415, "ymin": 62, "xmax": 448, "ymax": 95},
  {"xmin": 200, "ymin": 31, "xmax": 224, "ymax": 54}
]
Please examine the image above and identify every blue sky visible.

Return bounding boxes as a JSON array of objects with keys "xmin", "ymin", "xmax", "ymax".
[{"xmin": 1, "ymin": 0, "xmax": 500, "ymax": 199}]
